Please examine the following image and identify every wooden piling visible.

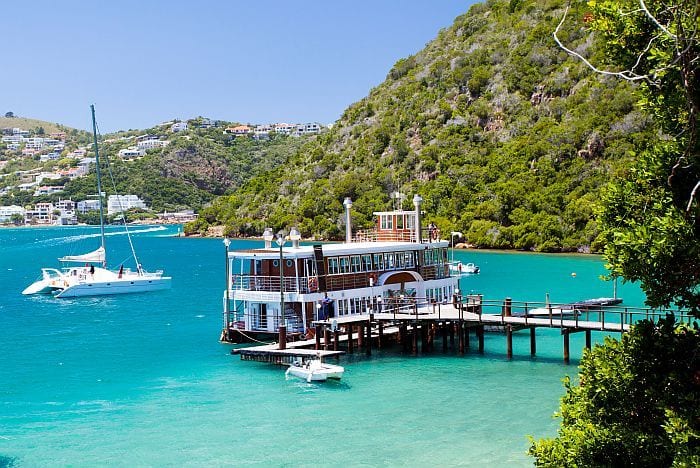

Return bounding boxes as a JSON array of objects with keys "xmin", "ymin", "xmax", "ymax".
[
  {"xmin": 563, "ymin": 329, "xmax": 570, "ymax": 364},
  {"xmin": 333, "ymin": 329, "xmax": 339, "ymax": 351},
  {"xmin": 585, "ymin": 330, "xmax": 592, "ymax": 350},
  {"xmin": 506, "ymin": 325, "xmax": 512, "ymax": 359},
  {"xmin": 477, "ymin": 325, "xmax": 484, "ymax": 353},
  {"xmin": 358, "ymin": 323, "xmax": 364, "ymax": 348},
  {"xmin": 412, "ymin": 323, "xmax": 418, "ymax": 355},
  {"xmin": 458, "ymin": 320, "xmax": 464, "ymax": 355},
  {"xmin": 530, "ymin": 327, "xmax": 536, "ymax": 356},
  {"xmin": 464, "ymin": 325, "xmax": 470, "ymax": 349},
  {"xmin": 366, "ymin": 319, "xmax": 372, "ymax": 356},
  {"xmin": 421, "ymin": 321, "xmax": 428, "ymax": 352},
  {"xmin": 315, "ymin": 324, "xmax": 321, "ymax": 350},
  {"xmin": 347, "ymin": 325, "xmax": 354, "ymax": 354},
  {"xmin": 378, "ymin": 321, "xmax": 383, "ymax": 349},
  {"xmin": 450, "ymin": 322, "xmax": 455, "ymax": 348},
  {"xmin": 278, "ymin": 326, "xmax": 287, "ymax": 350},
  {"xmin": 323, "ymin": 327, "xmax": 329, "ymax": 351},
  {"xmin": 442, "ymin": 322, "xmax": 448, "ymax": 351}
]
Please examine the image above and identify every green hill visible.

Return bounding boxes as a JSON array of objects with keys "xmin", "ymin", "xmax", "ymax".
[
  {"xmin": 189, "ymin": 0, "xmax": 656, "ymax": 251},
  {"xmin": 0, "ymin": 116, "xmax": 77, "ymax": 136}
]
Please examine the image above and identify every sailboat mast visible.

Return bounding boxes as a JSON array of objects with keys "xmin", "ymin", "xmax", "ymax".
[{"xmin": 90, "ymin": 105, "xmax": 107, "ymax": 264}]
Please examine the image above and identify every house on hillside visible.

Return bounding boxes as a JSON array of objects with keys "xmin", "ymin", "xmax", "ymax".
[
  {"xmin": 107, "ymin": 194, "xmax": 147, "ymax": 215},
  {"xmin": 171, "ymin": 122, "xmax": 188, "ymax": 132},
  {"xmin": 224, "ymin": 125, "xmax": 251, "ymax": 136}
]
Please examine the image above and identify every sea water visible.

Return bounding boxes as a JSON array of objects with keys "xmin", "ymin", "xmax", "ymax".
[{"xmin": 0, "ymin": 226, "xmax": 646, "ymax": 467}]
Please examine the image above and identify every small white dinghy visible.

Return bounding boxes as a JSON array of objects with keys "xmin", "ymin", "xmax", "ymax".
[
  {"xmin": 449, "ymin": 261, "xmax": 480, "ymax": 274},
  {"xmin": 285, "ymin": 356, "xmax": 344, "ymax": 383}
]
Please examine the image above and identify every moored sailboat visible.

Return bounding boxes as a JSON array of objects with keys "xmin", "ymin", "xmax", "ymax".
[{"xmin": 22, "ymin": 105, "xmax": 171, "ymax": 298}]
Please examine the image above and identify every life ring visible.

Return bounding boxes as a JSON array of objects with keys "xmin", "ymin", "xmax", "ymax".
[{"xmin": 308, "ymin": 277, "xmax": 318, "ymax": 291}]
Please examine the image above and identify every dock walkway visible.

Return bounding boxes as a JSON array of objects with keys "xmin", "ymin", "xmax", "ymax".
[{"xmin": 231, "ymin": 297, "xmax": 693, "ymax": 364}]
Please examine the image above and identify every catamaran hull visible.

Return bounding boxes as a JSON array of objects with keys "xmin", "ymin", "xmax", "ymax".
[
  {"xmin": 21, "ymin": 279, "xmax": 63, "ymax": 295},
  {"xmin": 55, "ymin": 277, "xmax": 171, "ymax": 298}
]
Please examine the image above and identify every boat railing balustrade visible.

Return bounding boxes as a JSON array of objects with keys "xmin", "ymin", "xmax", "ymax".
[
  {"xmin": 231, "ymin": 274, "xmax": 317, "ymax": 294},
  {"xmin": 354, "ymin": 229, "xmax": 417, "ymax": 243}
]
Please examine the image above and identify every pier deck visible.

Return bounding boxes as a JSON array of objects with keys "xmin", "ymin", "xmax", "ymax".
[{"xmin": 228, "ymin": 297, "xmax": 693, "ymax": 364}]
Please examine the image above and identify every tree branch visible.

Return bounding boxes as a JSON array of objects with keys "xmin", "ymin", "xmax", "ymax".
[{"xmin": 553, "ymin": 5, "xmax": 650, "ymax": 83}]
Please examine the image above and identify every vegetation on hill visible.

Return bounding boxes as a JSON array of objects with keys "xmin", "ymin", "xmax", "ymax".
[
  {"xmin": 0, "ymin": 119, "xmax": 306, "ymax": 213},
  {"xmin": 186, "ymin": 0, "xmax": 657, "ymax": 251},
  {"xmin": 62, "ymin": 129, "xmax": 305, "ymax": 212},
  {"xmin": 530, "ymin": 2, "xmax": 699, "ymax": 465},
  {"xmin": 0, "ymin": 115, "xmax": 81, "ymax": 138}
]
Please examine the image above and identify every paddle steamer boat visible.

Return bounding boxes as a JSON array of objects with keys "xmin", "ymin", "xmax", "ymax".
[{"xmin": 221, "ymin": 195, "xmax": 459, "ymax": 343}]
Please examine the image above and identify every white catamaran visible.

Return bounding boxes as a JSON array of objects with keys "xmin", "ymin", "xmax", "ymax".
[{"xmin": 22, "ymin": 105, "xmax": 171, "ymax": 298}]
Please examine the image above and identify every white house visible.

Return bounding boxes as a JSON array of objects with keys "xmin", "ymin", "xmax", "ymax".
[
  {"xmin": 118, "ymin": 147, "xmax": 146, "ymax": 159},
  {"xmin": 107, "ymin": 194, "xmax": 147, "ymax": 215},
  {"xmin": 77, "ymin": 199, "xmax": 101, "ymax": 214},
  {"xmin": 137, "ymin": 139, "xmax": 170, "ymax": 150},
  {"xmin": 273, "ymin": 123, "xmax": 296, "ymax": 135},
  {"xmin": 0, "ymin": 205, "xmax": 25, "ymax": 222},
  {"xmin": 171, "ymin": 122, "xmax": 188, "ymax": 132}
]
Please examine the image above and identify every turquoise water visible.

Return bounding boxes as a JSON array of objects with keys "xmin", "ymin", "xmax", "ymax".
[{"xmin": 0, "ymin": 227, "xmax": 646, "ymax": 466}]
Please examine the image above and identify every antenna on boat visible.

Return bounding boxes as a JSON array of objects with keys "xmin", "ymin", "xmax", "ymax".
[{"xmin": 90, "ymin": 104, "xmax": 107, "ymax": 265}]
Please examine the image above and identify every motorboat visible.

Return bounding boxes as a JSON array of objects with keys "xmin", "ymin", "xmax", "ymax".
[
  {"xmin": 22, "ymin": 105, "xmax": 171, "ymax": 298},
  {"xmin": 449, "ymin": 261, "xmax": 480, "ymax": 274},
  {"xmin": 285, "ymin": 357, "xmax": 345, "ymax": 383}
]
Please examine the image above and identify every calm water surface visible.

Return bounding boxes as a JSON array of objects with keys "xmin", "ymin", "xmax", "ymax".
[{"xmin": 0, "ymin": 226, "xmax": 646, "ymax": 466}]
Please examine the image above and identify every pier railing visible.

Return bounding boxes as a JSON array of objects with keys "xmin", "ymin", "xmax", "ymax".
[{"xmin": 465, "ymin": 298, "xmax": 696, "ymax": 331}]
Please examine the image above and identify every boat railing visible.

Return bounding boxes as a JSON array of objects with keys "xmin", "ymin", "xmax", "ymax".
[
  {"xmin": 353, "ymin": 228, "xmax": 442, "ymax": 243},
  {"xmin": 231, "ymin": 275, "xmax": 315, "ymax": 294}
]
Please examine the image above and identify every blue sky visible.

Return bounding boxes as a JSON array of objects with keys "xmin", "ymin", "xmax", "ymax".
[{"xmin": 3, "ymin": 1, "xmax": 477, "ymax": 133}]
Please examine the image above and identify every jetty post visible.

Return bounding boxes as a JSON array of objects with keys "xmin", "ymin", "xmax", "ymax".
[{"xmin": 504, "ymin": 298, "xmax": 512, "ymax": 358}]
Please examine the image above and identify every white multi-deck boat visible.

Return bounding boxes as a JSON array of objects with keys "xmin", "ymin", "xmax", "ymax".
[
  {"xmin": 22, "ymin": 105, "xmax": 171, "ymax": 298},
  {"xmin": 221, "ymin": 195, "xmax": 459, "ymax": 343}
]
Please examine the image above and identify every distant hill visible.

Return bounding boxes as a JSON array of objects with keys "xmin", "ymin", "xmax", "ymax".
[
  {"xmin": 0, "ymin": 116, "xmax": 76, "ymax": 135},
  {"xmin": 189, "ymin": 0, "xmax": 657, "ymax": 252}
]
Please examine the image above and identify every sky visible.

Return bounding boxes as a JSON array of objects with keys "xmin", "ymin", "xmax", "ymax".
[{"xmin": 3, "ymin": 1, "xmax": 477, "ymax": 133}]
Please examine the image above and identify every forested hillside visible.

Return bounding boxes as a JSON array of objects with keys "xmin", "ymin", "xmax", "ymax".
[
  {"xmin": 188, "ymin": 0, "xmax": 658, "ymax": 252},
  {"xmin": 63, "ymin": 129, "xmax": 305, "ymax": 212}
]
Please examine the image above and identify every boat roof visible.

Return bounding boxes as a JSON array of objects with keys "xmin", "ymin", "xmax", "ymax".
[{"xmin": 228, "ymin": 240, "xmax": 449, "ymax": 260}]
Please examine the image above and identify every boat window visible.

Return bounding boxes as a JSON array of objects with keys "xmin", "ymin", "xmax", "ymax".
[
  {"xmin": 273, "ymin": 259, "xmax": 280, "ymax": 267},
  {"xmin": 396, "ymin": 215, "xmax": 404, "ymax": 230},
  {"xmin": 339, "ymin": 256, "xmax": 350, "ymax": 274},
  {"xmin": 380, "ymin": 214, "xmax": 393, "ymax": 230},
  {"xmin": 406, "ymin": 214, "xmax": 415, "ymax": 229},
  {"xmin": 327, "ymin": 257, "xmax": 339, "ymax": 275},
  {"xmin": 254, "ymin": 260, "xmax": 262, "ymax": 274},
  {"xmin": 350, "ymin": 256, "xmax": 361, "ymax": 273},
  {"xmin": 374, "ymin": 253, "xmax": 384, "ymax": 270},
  {"xmin": 404, "ymin": 252, "xmax": 414, "ymax": 267},
  {"xmin": 286, "ymin": 259, "xmax": 293, "ymax": 268},
  {"xmin": 361, "ymin": 254, "xmax": 372, "ymax": 271},
  {"xmin": 384, "ymin": 252, "xmax": 394, "ymax": 269},
  {"xmin": 395, "ymin": 252, "xmax": 404, "ymax": 268}
]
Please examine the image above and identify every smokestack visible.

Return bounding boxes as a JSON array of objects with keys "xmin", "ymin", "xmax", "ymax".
[
  {"xmin": 289, "ymin": 227, "xmax": 301, "ymax": 249},
  {"xmin": 262, "ymin": 227, "xmax": 273, "ymax": 249},
  {"xmin": 413, "ymin": 194, "xmax": 423, "ymax": 243},
  {"xmin": 343, "ymin": 197, "xmax": 353, "ymax": 243}
]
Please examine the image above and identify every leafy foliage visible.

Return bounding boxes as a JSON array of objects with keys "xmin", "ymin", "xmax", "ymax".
[
  {"xmin": 529, "ymin": 317, "xmax": 700, "ymax": 466},
  {"xmin": 192, "ymin": 0, "xmax": 657, "ymax": 251},
  {"xmin": 587, "ymin": 0, "xmax": 700, "ymax": 312}
]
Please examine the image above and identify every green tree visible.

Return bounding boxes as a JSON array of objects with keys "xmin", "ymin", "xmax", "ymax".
[
  {"xmin": 557, "ymin": 0, "xmax": 700, "ymax": 312},
  {"xmin": 529, "ymin": 317, "xmax": 699, "ymax": 466}
]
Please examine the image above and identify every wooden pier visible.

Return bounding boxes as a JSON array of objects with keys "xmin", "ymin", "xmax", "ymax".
[{"xmin": 230, "ymin": 296, "xmax": 693, "ymax": 364}]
